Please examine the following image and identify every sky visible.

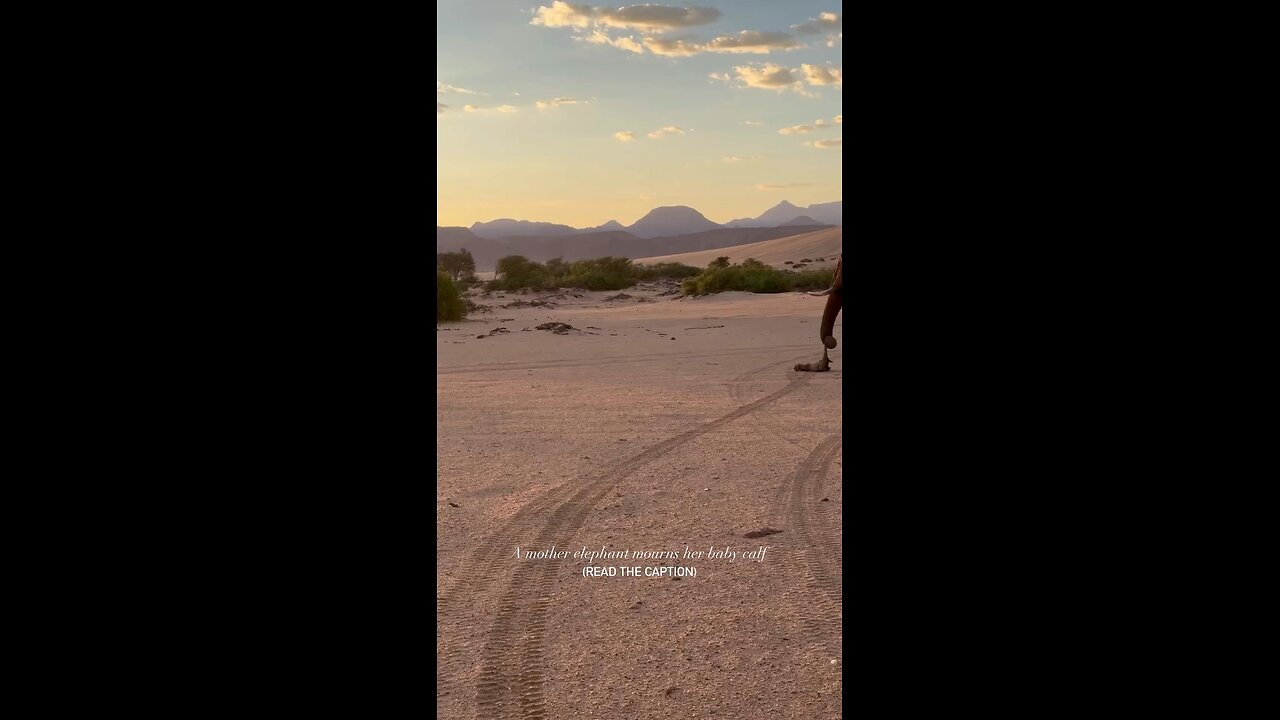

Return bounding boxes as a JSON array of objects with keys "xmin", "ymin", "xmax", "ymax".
[{"xmin": 437, "ymin": 1, "xmax": 843, "ymax": 228}]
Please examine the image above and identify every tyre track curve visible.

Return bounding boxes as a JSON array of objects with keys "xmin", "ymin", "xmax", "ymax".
[
  {"xmin": 438, "ymin": 361, "xmax": 813, "ymax": 718},
  {"xmin": 779, "ymin": 434, "xmax": 843, "ymax": 718}
]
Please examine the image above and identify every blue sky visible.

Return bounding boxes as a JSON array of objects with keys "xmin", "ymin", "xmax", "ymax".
[{"xmin": 437, "ymin": 1, "xmax": 843, "ymax": 227}]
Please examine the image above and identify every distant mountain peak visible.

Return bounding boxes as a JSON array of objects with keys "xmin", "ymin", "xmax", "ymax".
[
  {"xmin": 627, "ymin": 205, "xmax": 721, "ymax": 239},
  {"xmin": 779, "ymin": 215, "xmax": 820, "ymax": 226}
]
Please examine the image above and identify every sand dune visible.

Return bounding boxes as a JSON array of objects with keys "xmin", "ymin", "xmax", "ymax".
[
  {"xmin": 633, "ymin": 227, "xmax": 841, "ymax": 270},
  {"xmin": 438, "ymin": 225, "xmax": 835, "ymax": 271}
]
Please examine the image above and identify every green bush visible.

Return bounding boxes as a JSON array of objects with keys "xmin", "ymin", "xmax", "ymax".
[
  {"xmin": 680, "ymin": 258, "xmax": 836, "ymax": 296},
  {"xmin": 632, "ymin": 262, "xmax": 701, "ymax": 280},
  {"xmin": 437, "ymin": 272, "xmax": 465, "ymax": 322},
  {"xmin": 484, "ymin": 255, "xmax": 700, "ymax": 291}
]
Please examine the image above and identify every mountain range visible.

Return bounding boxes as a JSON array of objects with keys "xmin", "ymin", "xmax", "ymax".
[
  {"xmin": 466, "ymin": 200, "xmax": 841, "ymax": 240},
  {"xmin": 440, "ymin": 200, "xmax": 842, "ymax": 271}
]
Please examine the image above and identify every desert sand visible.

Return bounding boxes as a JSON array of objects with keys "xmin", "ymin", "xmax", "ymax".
[
  {"xmin": 437, "ymin": 281, "xmax": 843, "ymax": 719},
  {"xmin": 633, "ymin": 227, "xmax": 842, "ymax": 270}
]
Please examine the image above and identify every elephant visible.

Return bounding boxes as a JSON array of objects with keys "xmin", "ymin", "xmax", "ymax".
[{"xmin": 794, "ymin": 254, "xmax": 842, "ymax": 372}]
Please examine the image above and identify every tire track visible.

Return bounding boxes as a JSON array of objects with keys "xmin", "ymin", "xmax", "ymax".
[
  {"xmin": 779, "ymin": 435, "xmax": 843, "ymax": 717},
  {"xmin": 730, "ymin": 356, "xmax": 823, "ymax": 451},
  {"xmin": 437, "ymin": 361, "xmax": 812, "ymax": 718}
]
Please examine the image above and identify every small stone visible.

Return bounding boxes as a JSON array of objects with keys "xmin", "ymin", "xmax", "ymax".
[
  {"xmin": 448, "ymin": 502, "xmax": 460, "ymax": 508},
  {"xmin": 821, "ymin": 497, "xmax": 829, "ymax": 502},
  {"xmin": 743, "ymin": 527, "xmax": 783, "ymax": 539}
]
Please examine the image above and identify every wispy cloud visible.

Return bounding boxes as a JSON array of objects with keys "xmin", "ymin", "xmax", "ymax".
[
  {"xmin": 464, "ymin": 104, "xmax": 519, "ymax": 114},
  {"xmin": 756, "ymin": 182, "xmax": 816, "ymax": 190},
  {"xmin": 793, "ymin": 11, "xmax": 842, "ymax": 34},
  {"xmin": 437, "ymin": 81, "xmax": 478, "ymax": 95},
  {"xmin": 702, "ymin": 31, "xmax": 803, "ymax": 54},
  {"xmin": 834, "ymin": 115, "xmax": 842, "ymax": 124},
  {"xmin": 536, "ymin": 97, "xmax": 588, "ymax": 109},
  {"xmin": 779, "ymin": 124, "xmax": 817, "ymax": 135},
  {"xmin": 647, "ymin": 125, "xmax": 686, "ymax": 139},
  {"xmin": 742, "ymin": 120, "xmax": 766, "ymax": 126},
  {"xmin": 532, "ymin": 2, "xmax": 721, "ymax": 32},
  {"xmin": 644, "ymin": 36, "xmax": 704, "ymax": 56},
  {"xmin": 723, "ymin": 155, "xmax": 760, "ymax": 163},
  {"xmin": 583, "ymin": 29, "xmax": 645, "ymax": 53},
  {"xmin": 438, "ymin": 102, "xmax": 448, "ymax": 114},
  {"xmin": 801, "ymin": 64, "xmax": 842, "ymax": 86},
  {"xmin": 815, "ymin": 119, "xmax": 831, "ymax": 128},
  {"xmin": 808, "ymin": 138, "xmax": 842, "ymax": 149},
  {"xmin": 644, "ymin": 30, "xmax": 804, "ymax": 57},
  {"xmin": 614, "ymin": 131, "xmax": 637, "ymax": 142}
]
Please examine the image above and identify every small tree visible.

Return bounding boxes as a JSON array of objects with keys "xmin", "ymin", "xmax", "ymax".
[
  {"xmin": 545, "ymin": 257, "xmax": 569, "ymax": 281},
  {"xmin": 436, "ymin": 249, "xmax": 476, "ymax": 282},
  {"xmin": 709, "ymin": 256, "xmax": 731, "ymax": 270}
]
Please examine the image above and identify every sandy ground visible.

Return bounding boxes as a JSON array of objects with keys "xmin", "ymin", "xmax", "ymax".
[{"xmin": 437, "ymin": 281, "xmax": 843, "ymax": 719}]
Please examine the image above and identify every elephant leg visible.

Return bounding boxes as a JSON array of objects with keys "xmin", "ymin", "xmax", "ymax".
[
  {"xmin": 795, "ymin": 288, "xmax": 842, "ymax": 372},
  {"xmin": 819, "ymin": 287, "xmax": 842, "ymax": 349}
]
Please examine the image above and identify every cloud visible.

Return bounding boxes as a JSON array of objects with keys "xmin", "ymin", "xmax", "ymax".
[
  {"xmin": 722, "ymin": 64, "xmax": 841, "ymax": 93},
  {"xmin": 793, "ymin": 11, "xmax": 842, "ymax": 34},
  {"xmin": 742, "ymin": 120, "xmax": 766, "ymax": 126},
  {"xmin": 834, "ymin": 115, "xmax": 842, "ymax": 124},
  {"xmin": 536, "ymin": 97, "xmax": 588, "ymax": 109},
  {"xmin": 647, "ymin": 125, "xmax": 686, "ymax": 139},
  {"xmin": 638, "ymin": 30, "xmax": 806, "ymax": 57},
  {"xmin": 614, "ymin": 131, "xmax": 637, "ymax": 142},
  {"xmin": 584, "ymin": 29, "xmax": 645, "ymax": 53},
  {"xmin": 808, "ymin": 138, "xmax": 842, "ymax": 149},
  {"xmin": 801, "ymin": 64, "xmax": 842, "ymax": 86},
  {"xmin": 601, "ymin": 3, "xmax": 720, "ymax": 30},
  {"xmin": 532, "ymin": 2, "xmax": 720, "ymax": 32},
  {"xmin": 644, "ymin": 36, "xmax": 704, "ymax": 56},
  {"xmin": 437, "ymin": 81, "xmax": 478, "ymax": 95},
  {"xmin": 815, "ymin": 119, "xmax": 831, "ymax": 127},
  {"xmin": 826, "ymin": 33, "xmax": 842, "ymax": 47},
  {"xmin": 733, "ymin": 63, "xmax": 802, "ymax": 91},
  {"xmin": 723, "ymin": 156, "xmax": 760, "ymax": 163},
  {"xmin": 437, "ymin": 102, "xmax": 448, "ymax": 114},
  {"xmin": 702, "ymin": 31, "xmax": 803, "ymax": 54},
  {"xmin": 464, "ymin": 104, "xmax": 519, "ymax": 114},
  {"xmin": 536, "ymin": 4, "xmax": 801, "ymax": 57},
  {"xmin": 710, "ymin": 72, "xmax": 734, "ymax": 83},
  {"xmin": 779, "ymin": 124, "xmax": 817, "ymax": 135},
  {"xmin": 756, "ymin": 183, "xmax": 816, "ymax": 190}
]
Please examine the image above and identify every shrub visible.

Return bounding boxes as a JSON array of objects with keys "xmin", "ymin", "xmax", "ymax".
[
  {"xmin": 680, "ymin": 261, "xmax": 836, "ymax": 296},
  {"xmin": 481, "ymin": 255, "xmax": 699, "ymax": 291},
  {"xmin": 632, "ymin": 262, "xmax": 701, "ymax": 280},
  {"xmin": 437, "ymin": 272, "xmax": 465, "ymax": 322}
]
